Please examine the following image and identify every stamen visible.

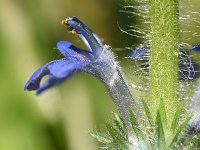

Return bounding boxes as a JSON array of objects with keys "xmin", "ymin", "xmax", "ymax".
[
  {"xmin": 61, "ymin": 17, "xmax": 81, "ymax": 34},
  {"xmin": 61, "ymin": 16, "xmax": 103, "ymax": 58}
]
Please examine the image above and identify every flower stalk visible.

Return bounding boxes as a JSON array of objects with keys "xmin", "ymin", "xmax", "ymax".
[
  {"xmin": 24, "ymin": 16, "xmax": 138, "ymax": 133},
  {"xmin": 149, "ymin": 0, "xmax": 180, "ymax": 120}
]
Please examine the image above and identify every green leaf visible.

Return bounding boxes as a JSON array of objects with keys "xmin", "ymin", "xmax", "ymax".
[
  {"xmin": 129, "ymin": 109, "xmax": 143, "ymax": 138},
  {"xmin": 191, "ymin": 133, "xmax": 200, "ymax": 148},
  {"xmin": 141, "ymin": 99, "xmax": 154, "ymax": 128},
  {"xmin": 105, "ymin": 123, "xmax": 128, "ymax": 149},
  {"xmin": 169, "ymin": 116, "xmax": 192, "ymax": 148},
  {"xmin": 171, "ymin": 100, "xmax": 185, "ymax": 133},
  {"xmin": 90, "ymin": 132, "xmax": 112, "ymax": 144},
  {"xmin": 155, "ymin": 110, "xmax": 166, "ymax": 149},
  {"xmin": 159, "ymin": 98, "xmax": 167, "ymax": 127},
  {"xmin": 114, "ymin": 113, "xmax": 127, "ymax": 137}
]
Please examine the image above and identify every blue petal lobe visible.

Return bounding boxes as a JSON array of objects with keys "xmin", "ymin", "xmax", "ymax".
[
  {"xmin": 69, "ymin": 16, "xmax": 86, "ymax": 28},
  {"xmin": 24, "ymin": 58, "xmax": 88, "ymax": 92},
  {"xmin": 24, "ymin": 67, "xmax": 48, "ymax": 91},
  {"xmin": 66, "ymin": 18, "xmax": 103, "ymax": 58},
  {"xmin": 57, "ymin": 41, "xmax": 93, "ymax": 58},
  {"xmin": 36, "ymin": 77, "xmax": 66, "ymax": 95},
  {"xmin": 192, "ymin": 44, "xmax": 200, "ymax": 51},
  {"xmin": 130, "ymin": 47, "xmax": 149, "ymax": 60},
  {"xmin": 57, "ymin": 41, "xmax": 79, "ymax": 56},
  {"xmin": 48, "ymin": 58, "xmax": 84, "ymax": 78}
]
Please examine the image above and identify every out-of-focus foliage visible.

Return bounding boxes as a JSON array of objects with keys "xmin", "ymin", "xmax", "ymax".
[
  {"xmin": 92, "ymin": 99, "xmax": 200, "ymax": 150},
  {"xmin": 0, "ymin": 0, "xmax": 135, "ymax": 150}
]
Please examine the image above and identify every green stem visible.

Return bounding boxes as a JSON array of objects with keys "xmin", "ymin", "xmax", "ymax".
[{"xmin": 149, "ymin": 0, "xmax": 179, "ymax": 120}]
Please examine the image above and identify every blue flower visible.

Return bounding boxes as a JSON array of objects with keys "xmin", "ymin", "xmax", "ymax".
[
  {"xmin": 24, "ymin": 17, "xmax": 137, "ymax": 131},
  {"xmin": 129, "ymin": 46, "xmax": 149, "ymax": 61},
  {"xmin": 192, "ymin": 44, "xmax": 200, "ymax": 51},
  {"xmin": 130, "ymin": 45, "xmax": 200, "ymax": 81},
  {"xmin": 24, "ymin": 17, "xmax": 117, "ymax": 94},
  {"xmin": 188, "ymin": 117, "xmax": 200, "ymax": 135},
  {"xmin": 24, "ymin": 40, "xmax": 93, "ymax": 94}
]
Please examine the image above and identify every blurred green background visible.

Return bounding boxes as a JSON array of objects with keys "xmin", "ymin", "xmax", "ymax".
[
  {"xmin": 0, "ymin": 0, "xmax": 200, "ymax": 150},
  {"xmin": 0, "ymin": 0, "xmax": 135, "ymax": 150}
]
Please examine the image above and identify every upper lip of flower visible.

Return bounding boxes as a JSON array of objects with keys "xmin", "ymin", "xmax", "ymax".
[
  {"xmin": 62, "ymin": 16, "xmax": 104, "ymax": 58},
  {"xmin": 24, "ymin": 16, "xmax": 112, "ymax": 94}
]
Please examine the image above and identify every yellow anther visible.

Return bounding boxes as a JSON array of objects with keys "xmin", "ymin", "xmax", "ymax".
[
  {"xmin": 71, "ymin": 29, "xmax": 79, "ymax": 34},
  {"xmin": 61, "ymin": 19, "xmax": 65, "ymax": 25},
  {"xmin": 61, "ymin": 17, "xmax": 80, "ymax": 35},
  {"xmin": 61, "ymin": 17, "xmax": 71, "ymax": 25}
]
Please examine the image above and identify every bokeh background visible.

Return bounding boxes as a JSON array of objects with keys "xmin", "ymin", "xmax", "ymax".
[
  {"xmin": 0, "ymin": 0, "xmax": 200, "ymax": 150},
  {"xmin": 0, "ymin": 0, "xmax": 136, "ymax": 150}
]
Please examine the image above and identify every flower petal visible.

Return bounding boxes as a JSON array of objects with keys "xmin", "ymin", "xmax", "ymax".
[
  {"xmin": 57, "ymin": 41, "xmax": 91, "ymax": 57},
  {"xmin": 48, "ymin": 58, "xmax": 84, "ymax": 78},
  {"xmin": 57, "ymin": 41, "xmax": 77, "ymax": 56},
  {"xmin": 24, "ymin": 58, "xmax": 89, "ymax": 92},
  {"xmin": 188, "ymin": 117, "xmax": 200, "ymax": 135},
  {"xmin": 130, "ymin": 47, "xmax": 149, "ymax": 60},
  {"xmin": 62, "ymin": 17, "xmax": 103, "ymax": 58},
  {"xmin": 192, "ymin": 44, "xmax": 200, "ymax": 51},
  {"xmin": 24, "ymin": 67, "xmax": 48, "ymax": 91},
  {"xmin": 36, "ymin": 77, "xmax": 66, "ymax": 95}
]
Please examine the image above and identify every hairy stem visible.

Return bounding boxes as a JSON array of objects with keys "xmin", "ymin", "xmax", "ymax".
[
  {"xmin": 86, "ymin": 48, "xmax": 138, "ymax": 134},
  {"xmin": 107, "ymin": 69, "xmax": 138, "ymax": 133},
  {"xmin": 149, "ymin": 0, "xmax": 179, "ymax": 120}
]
